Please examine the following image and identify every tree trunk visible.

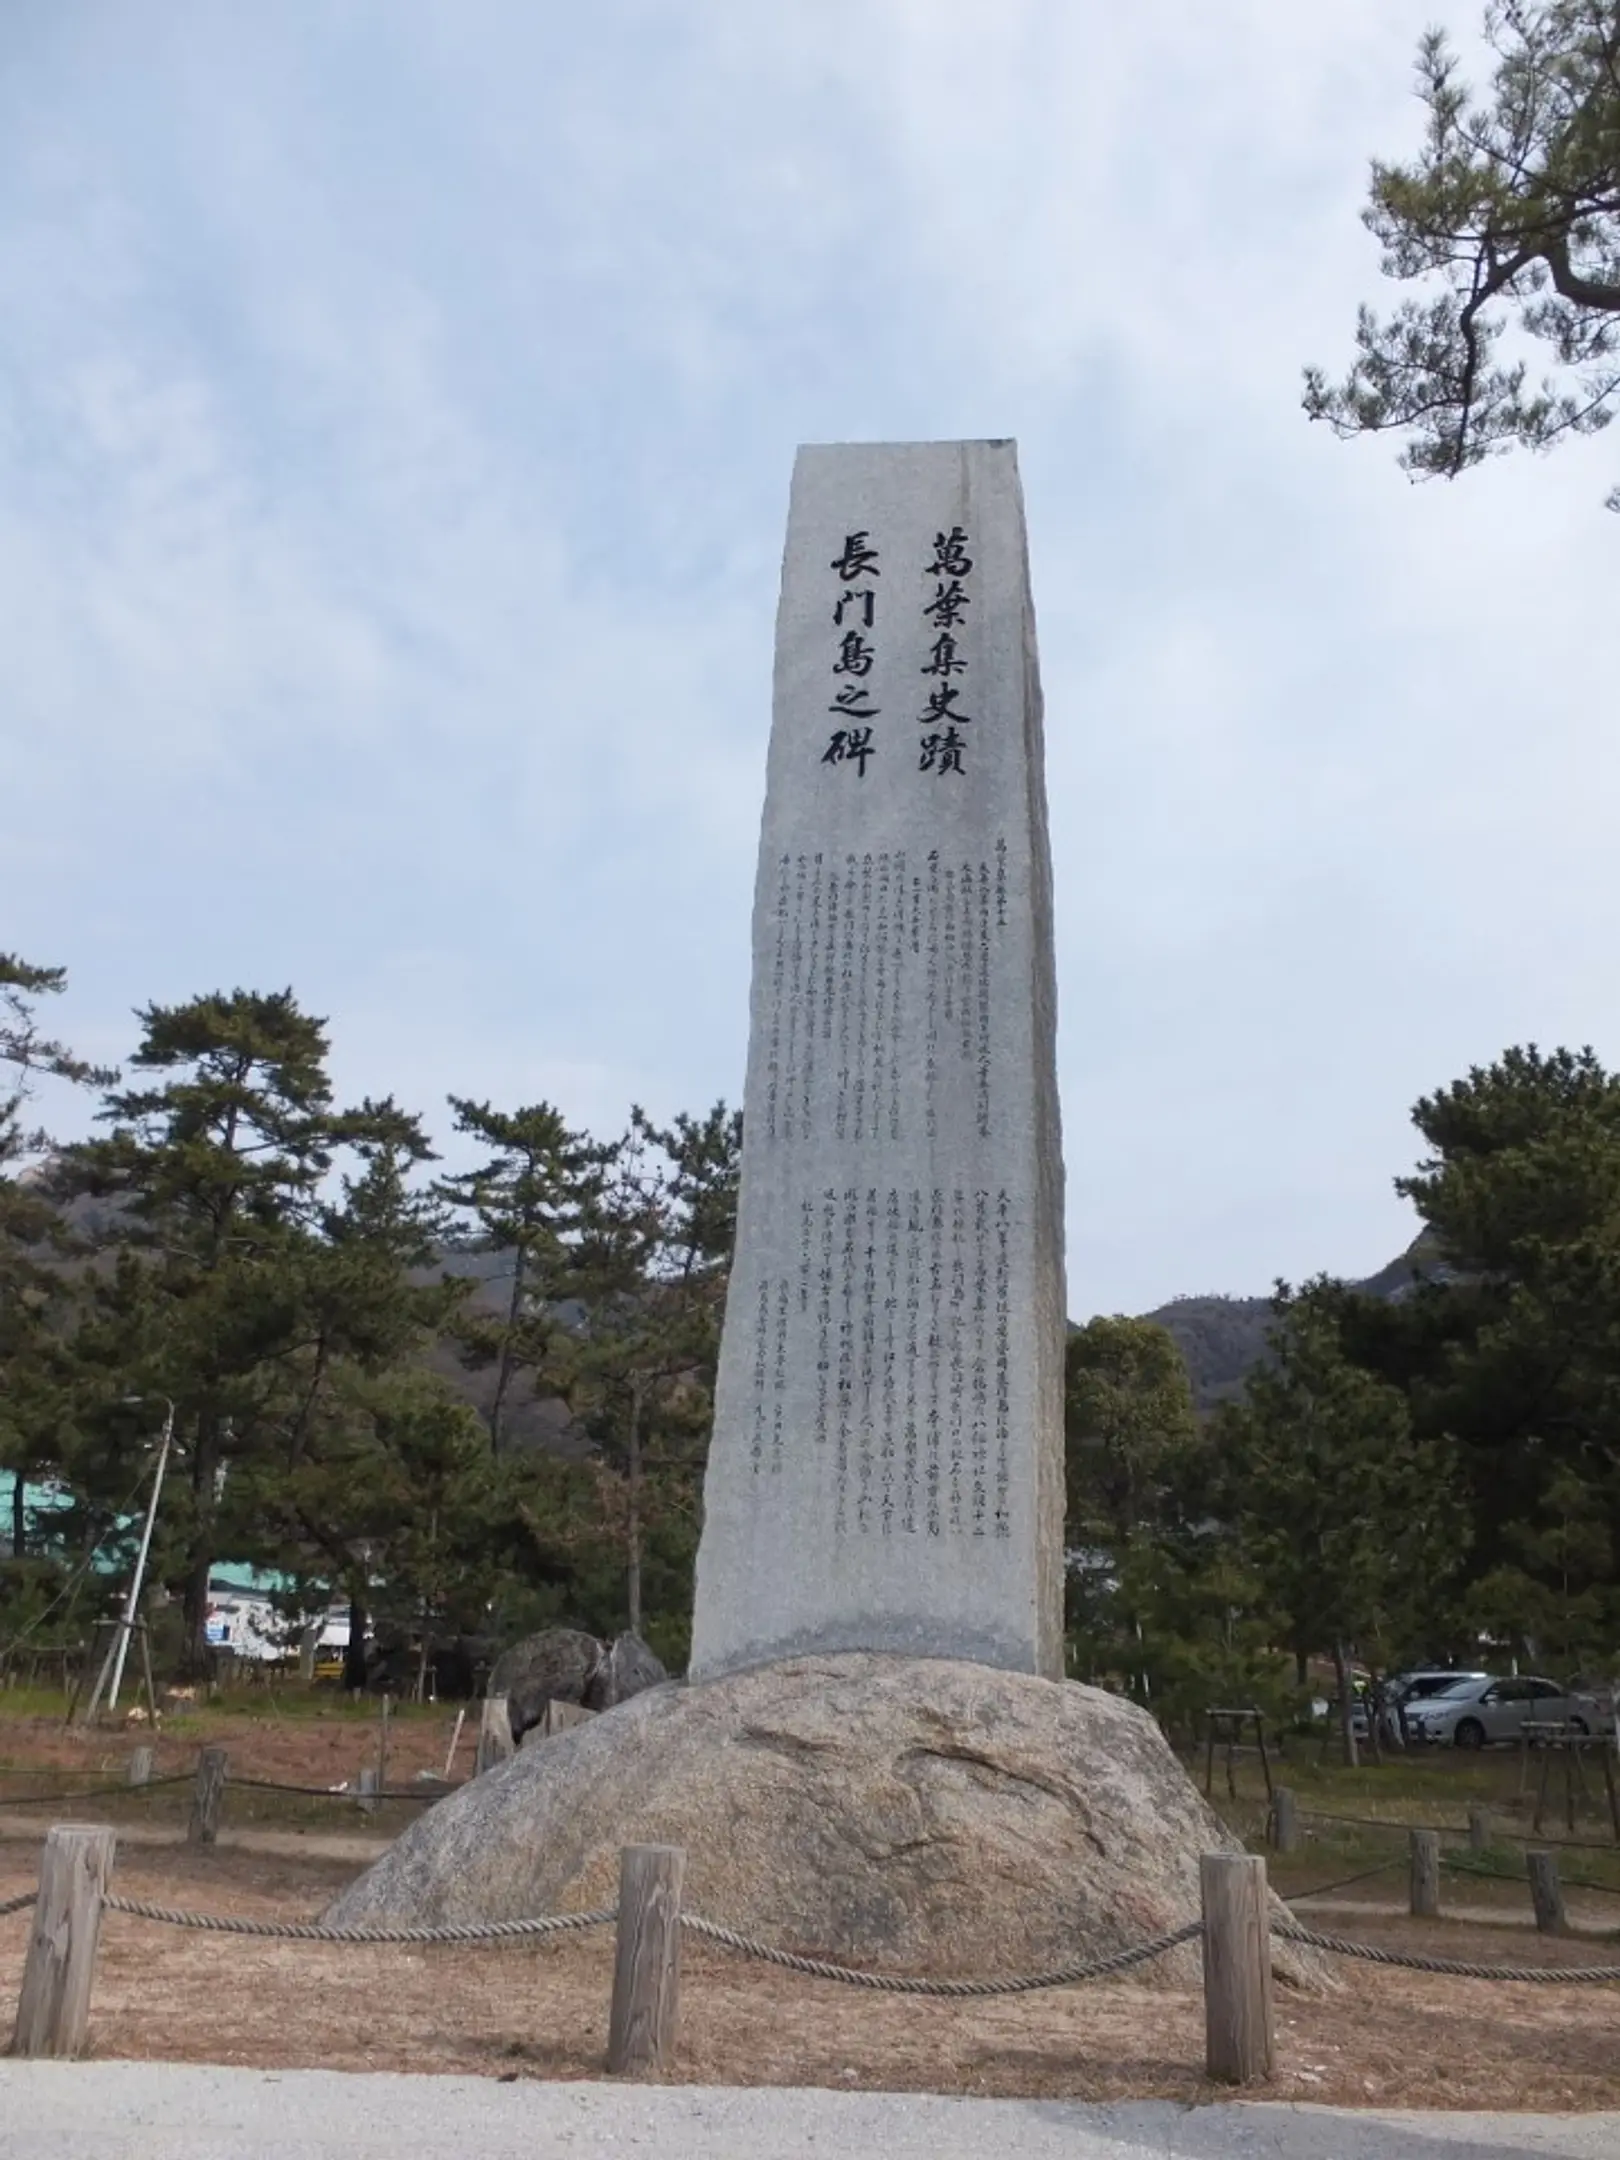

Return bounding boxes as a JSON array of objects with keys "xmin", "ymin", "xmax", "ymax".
[
  {"xmin": 627, "ymin": 1377, "xmax": 643, "ymax": 1637},
  {"xmin": 343, "ymin": 1588, "xmax": 368, "ymax": 1692},
  {"xmin": 1365, "ymin": 1670, "xmax": 1384, "ymax": 1766},
  {"xmin": 1332, "ymin": 1641, "xmax": 1359, "ymax": 1769},
  {"xmin": 180, "ymin": 1414, "xmax": 220, "ymax": 1678},
  {"xmin": 10, "ymin": 1472, "xmax": 24, "ymax": 1559},
  {"xmin": 489, "ymin": 1244, "xmax": 527, "ymax": 1457}
]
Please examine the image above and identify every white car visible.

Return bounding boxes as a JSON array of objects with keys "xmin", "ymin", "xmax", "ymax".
[
  {"xmin": 1329, "ymin": 1671, "xmax": 1487, "ymax": 1742},
  {"xmin": 1402, "ymin": 1675, "xmax": 1607, "ymax": 1749}
]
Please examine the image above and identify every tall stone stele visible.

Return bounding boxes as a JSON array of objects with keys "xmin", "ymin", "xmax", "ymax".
[{"xmin": 690, "ymin": 439, "xmax": 1066, "ymax": 1682}]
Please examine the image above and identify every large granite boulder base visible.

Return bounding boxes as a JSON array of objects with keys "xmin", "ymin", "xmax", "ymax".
[{"xmin": 325, "ymin": 1654, "xmax": 1321, "ymax": 1989}]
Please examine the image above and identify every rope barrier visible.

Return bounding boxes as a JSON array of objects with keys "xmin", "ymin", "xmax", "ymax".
[
  {"xmin": 0, "ymin": 1773, "xmax": 450, "ymax": 1807},
  {"xmin": 13, "ymin": 1882, "xmax": 1620, "ymax": 1991},
  {"xmin": 93, "ymin": 1892, "xmax": 1198, "ymax": 1987},
  {"xmin": 1283, "ymin": 1859, "xmax": 1404, "ymax": 1903},
  {"xmin": 1294, "ymin": 1803, "xmax": 1620, "ymax": 1857},
  {"xmin": 1296, "ymin": 1806, "xmax": 1468, "ymax": 1836},
  {"xmin": 100, "ymin": 1896, "xmax": 616, "ymax": 1945},
  {"xmin": 1272, "ymin": 1917, "xmax": 1620, "ymax": 1984},
  {"xmin": 1441, "ymin": 1852, "xmax": 1620, "ymax": 1901},
  {"xmin": 0, "ymin": 1775, "xmax": 193, "ymax": 1806},
  {"xmin": 680, "ymin": 1915, "xmax": 1204, "ymax": 1994},
  {"xmin": 225, "ymin": 1777, "xmax": 450, "ymax": 1802}
]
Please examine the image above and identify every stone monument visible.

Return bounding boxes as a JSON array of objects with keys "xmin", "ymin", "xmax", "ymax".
[
  {"xmin": 689, "ymin": 438, "xmax": 1067, "ymax": 1681},
  {"xmin": 322, "ymin": 445, "xmax": 1314, "ymax": 1991}
]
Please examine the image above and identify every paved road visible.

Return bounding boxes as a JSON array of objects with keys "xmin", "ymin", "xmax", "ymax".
[{"xmin": 1, "ymin": 2066, "xmax": 1614, "ymax": 2160}]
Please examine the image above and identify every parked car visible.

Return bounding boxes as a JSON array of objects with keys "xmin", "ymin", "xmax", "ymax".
[
  {"xmin": 1386, "ymin": 1669, "xmax": 1490, "ymax": 1708},
  {"xmin": 1402, "ymin": 1675, "xmax": 1607, "ymax": 1749},
  {"xmin": 1328, "ymin": 1671, "xmax": 1488, "ymax": 1743}
]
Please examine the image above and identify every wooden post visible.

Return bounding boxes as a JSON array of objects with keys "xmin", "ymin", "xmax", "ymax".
[
  {"xmin": 475, "ymin": 1695, "xmax": 514, "ymax": 1775},
  {"xmin": 356, "ymin": 1765, "xmax": 379, "ymax": 1816},
  {"xmin": 1409, "ymin": 1828, "xmax": 1441, "ymax": 1918},
  {"xmin": 188, "ymin": 1746, "xmax": 227, "ymax": 1846},
  {"xmin": 1467, "ymin": 1803, "xmax": 1493, "ymax": 1852},
  {"xmin": 1564, "ymin": 1739, "xmax": 1585, "ymax": 1834},
  {"xmin": 136, "ymin": 1621, "xmax": 160, "ymax": 1733},
  {"xmin": 8, "ymin": 1825, "xmax": 117, "ymax": 2059},
  {"xmin": 443, "ymin": 1706, "xmax": 467, "ymax": 1780},
  {"xmin": 1528, "ymin": 1849, "xmax": 1567, "ymax": 1934},
  {"xmin": 1533, "ymin": 1734, "xmax": 1554, "ymax": 1834},
  {"xmin": 539, "ymin": 1699, "xmax": 596, "ymax": 1740},
  {"xmin": 1252, "ymin": 1709, "xmax": 1274, "ymax": 1801},
  {"xmin": 127, "ymin": 1745, "xmax": 153, "ymax": 1789},
  {"xmin": 607, "ymin": 1844, "xmax": 685, "ymax": 2077},
  {"xmin": 1200, "ymin": 1853, "xmax": 1274, "ymax": 2086},
  {"xmin": 1270, "ymin": 1786, "xmax": 1298, "ymax": 1854},
  {"xmin": 378, "ymin": 1692, "xmax": 391, "ymax": 1797}
]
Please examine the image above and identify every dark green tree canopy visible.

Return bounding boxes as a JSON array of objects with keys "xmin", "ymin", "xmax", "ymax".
[
  {"xmin": 1064, "ymin": 1314, "xmax": 1200, "ymax": 1547},
  {"xmin": 1305, "ymin": 3, "xmax": 1620, "ymax": 505},
  {"xmin": 1, "ymin": 955, "xmax": 112, "ymax": 1564}
]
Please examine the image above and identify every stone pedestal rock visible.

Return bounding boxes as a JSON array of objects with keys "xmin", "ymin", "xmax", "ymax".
[{"xmin": 324, "ymin": 1657, "xmax": 1321, "ymax": 1988}]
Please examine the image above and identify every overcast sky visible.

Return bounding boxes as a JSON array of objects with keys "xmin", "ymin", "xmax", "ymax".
[{"xmin": 4, "ymin": 2, "xmax": 1616, "ymax": 1320}]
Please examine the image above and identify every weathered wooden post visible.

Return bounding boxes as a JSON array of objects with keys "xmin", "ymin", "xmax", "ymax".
[
  {"xmin": 442, "ymin": 1705, "xmax": 467, "ymax": 1780},
  {"xmin": 475, "ymin": 1695, "xmax": 514, "ymax": 1775},
  {"xmin": 356, "ymin": 1765, "xmax": 379, "ymax": 1816},
  {"xmin": 1467, "ymin": 1803, "xmax": 1493, "ymax": 1852},
  {"xmin": 539, "ymin": 1700, "xmax": 596, "ymax": 1740},
  {"xmin": 1409, "ymin": 1828, "xmax": 1441, "ymax": 1918},
  {"xmin": 8, "ymin": 1825, "xmax": 117, "ymax": 2059},
  {"xmin": 1270, "ymin": 1786, "xmax": 1298, "ymax": 1854},
  {"xmin": 126, "ymin": 1745, "xmax": 153, "ymax": 1789},
  {"xmin": 1528, "ymin": 1849, "xmax": 1567, "ymax": 1934},
  {"xmin": 607, "ymin": 1844, "xmax": 685, "ymax": 2077},
  {"xmin": 1200, "ymin": 1852, "xmax": 1274, "ymax": 2086},
  {"xmin": 188, "ymin": 1746, "xmax": 227, "ymax": 1846}
]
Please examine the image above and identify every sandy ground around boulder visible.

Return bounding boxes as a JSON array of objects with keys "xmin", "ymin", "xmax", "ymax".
[{"xmin": 3, "ymin": 1829, "xmax": 1619, "ymax": 2110}]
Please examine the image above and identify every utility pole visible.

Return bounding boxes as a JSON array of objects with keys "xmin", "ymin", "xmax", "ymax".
[{"xmin": 83, "ymin": 1397, "xmax": 175, "ymax": 1721}]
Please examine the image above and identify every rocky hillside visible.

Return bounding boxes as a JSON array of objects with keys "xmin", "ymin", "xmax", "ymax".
[{"xmin": 1141, "ymin": 1232, "xmax": 1449, "ymax": 1415}]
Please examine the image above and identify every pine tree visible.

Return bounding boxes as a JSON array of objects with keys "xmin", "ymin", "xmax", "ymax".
[
  {"xmin": 56, "ymin": 990, "xmax": 340, "ymax": 1669},
  {"xmin": 1220, "ymin": 1288, "xmax": 1469, "ymax": 1764},
  {"xmin": 1326, "ymin": 1045, "xmax": 1620, "ymax": 1667},
  {"xmin": 566, "ymin": 1105, "xmax": 740, "ymax": 1648},
  {"xmin": 1305, "ymin": 3, "xmax": 1620, "ymax": 507},
  {"xmin": 1062, "ymin": 1316, "xmax": 1276, "ymax": 1726},
  {"xmin": 0, "ymin": 955, "xmax": 113, "ymax": 1563},
  {"xmin": 437, "ymin": 1098, "xmax": 611, "ymax": 1455}
]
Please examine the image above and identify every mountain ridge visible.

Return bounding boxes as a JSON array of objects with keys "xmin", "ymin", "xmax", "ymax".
[{"xmin": 1139, "ymin": 1231, "xmax": 1447, "ymax": 1414}]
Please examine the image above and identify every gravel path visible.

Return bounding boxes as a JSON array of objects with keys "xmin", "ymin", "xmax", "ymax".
[{"xmin": 1, "ymin": 2065, "xmax": 1616, "ymax": 2160}]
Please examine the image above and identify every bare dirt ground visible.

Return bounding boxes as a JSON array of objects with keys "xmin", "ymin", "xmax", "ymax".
[
  {"xmin": 3, "ymin": 1830, "xmax": 1619, "ymax": 2110},
  {"xmin": 4, "ymin": 1704, "xmax": 1620, "ymax": 2109},
  {"xmin": 0, "ymin": 1705, "xmax": 464, "ymax": 1791}
]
